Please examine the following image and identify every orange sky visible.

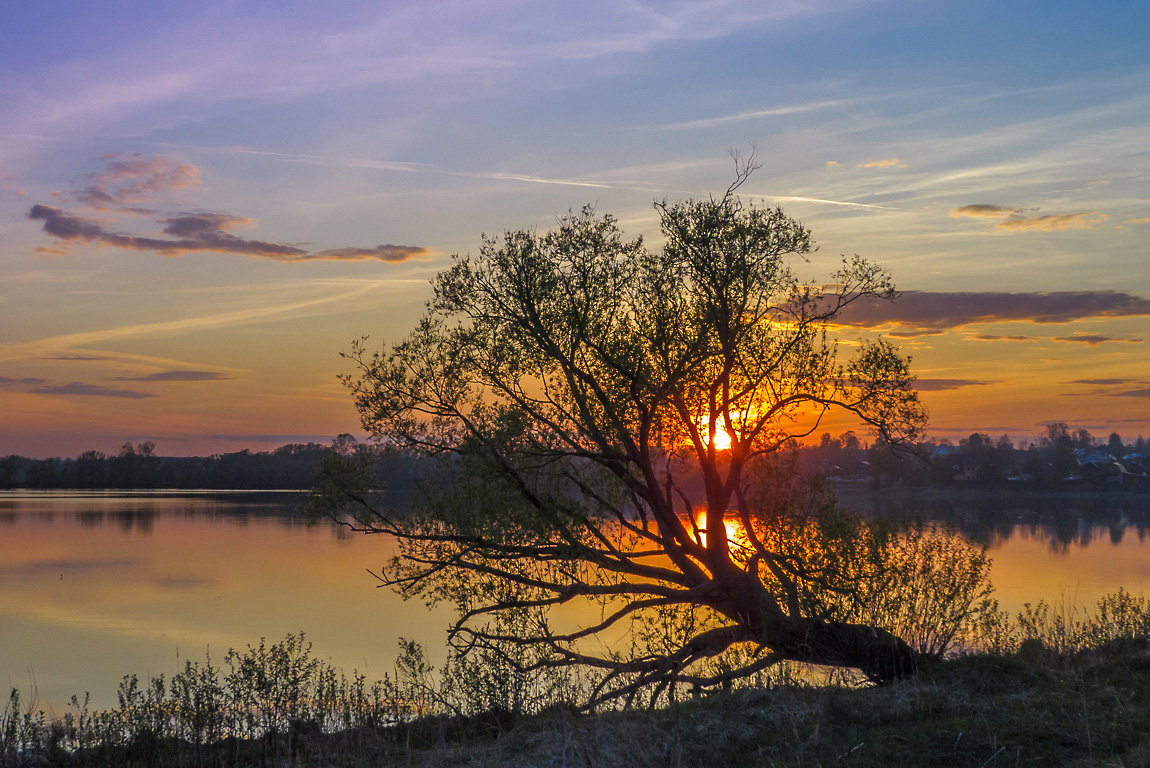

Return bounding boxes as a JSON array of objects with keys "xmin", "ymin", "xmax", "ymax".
[{"xmin": 2, "ymin": 1, "xmax": 1148, "ymax": 457}]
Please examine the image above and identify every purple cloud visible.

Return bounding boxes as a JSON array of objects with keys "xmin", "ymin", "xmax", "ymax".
[
  {"xmin": 76, "ymin": 153, "xmax": 199, "ymax": 209},
  {"xmin": 1069, "ymin": 378, "xmax": 1135, "ymax": 385},
  {"xmin": 1053, "ymin": 334, "xmax": 1142, "ymax": 345},
  {"xmin": 915, "ymin": 378, "xmax": 995, "ymax": 391},
  {"xmin": 28, "ymin": 205, "xmax": 431, "ymax": 263},
  {"xmin": 951, "ymin": 203, "xmax": 1108, "ymax": 231},
  {"xmin": 111, "ymin": 371, "xmax": 232, "ymax": 382},
  {"xmin": 950, "ymin": 204, "xmax": 1018, "ymax": 218},
  {"xmin": 28, "ymin": 153, "xmax": 433, "ymax": 264},
  {"xmin": 30, "ymin": 382, "xmax": 157, "ymax": 399},
  {"xmin": 973, "ymin": 334, "xmax": 1034, "ymax": 342},
  {"xmin": 0, "ymin": 376, "xmax": 48, "ymax": 386},
  {"xmin": 1113, "ymin": 388, "xmax": 1150, "ymax": 397},
  {"xmin": 38, "ymin": 353, "xmax": 112, "ymax": 361},
  {"xmin": 838, "ymin": 291, "xmax": 1150, "ymax": 331}
]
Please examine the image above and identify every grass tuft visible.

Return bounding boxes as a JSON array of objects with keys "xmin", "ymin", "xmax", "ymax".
[{"xmin": 3, "ymin": 589, "xmax": 1149, "ymax": 766}]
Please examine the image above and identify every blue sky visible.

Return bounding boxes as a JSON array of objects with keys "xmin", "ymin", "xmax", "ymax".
[{"xmin": 2, "ymin": 0, "xmax": 1149, "ymax": 457}]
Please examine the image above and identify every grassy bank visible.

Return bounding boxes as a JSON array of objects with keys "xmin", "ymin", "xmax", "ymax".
[
  {"xmin": 5, "ymin": 590, "xmax": 1149, "ymax": 767},
  {"xmin": 5, "ymin": 641, "xmax": 1149, "ymax": 767}
]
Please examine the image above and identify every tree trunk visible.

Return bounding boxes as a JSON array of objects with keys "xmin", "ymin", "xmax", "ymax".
[
  {"xmin": 766, "ymin": 616, "xmax": 919, "ymax": 683},
  {"xmin": 716, "ymin": 572, "xmax": 920, "ymax": 684}
]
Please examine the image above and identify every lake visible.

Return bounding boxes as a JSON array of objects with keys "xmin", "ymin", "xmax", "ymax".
[{"xmin": 2, "ymin": 488, "xmax": 1149, "ymax": 711}]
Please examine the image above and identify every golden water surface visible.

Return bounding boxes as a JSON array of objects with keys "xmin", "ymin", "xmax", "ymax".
[{"xmin": 2, "ymin": 490, "xmax": 1147, "ymax": 711}]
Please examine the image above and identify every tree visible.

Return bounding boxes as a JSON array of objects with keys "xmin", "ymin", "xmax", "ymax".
[
  {"xmin": 1043, "ymin": 422, "xmax": 1078, "ymax": 481},
  {"xmin": 329, "ymin": 165, "xmax": 933, "ymax": 708}
]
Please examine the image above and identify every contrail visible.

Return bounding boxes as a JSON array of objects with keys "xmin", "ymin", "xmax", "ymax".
[
  {"xmin": 766, "ymin": 195, "xmax": 897, "ymax": 211},
  {"xmin": 153, "ymin": 141, "xmax": 615, "ymax": 189},
  {"xmin": 0, "ymin": 284, "xmax": 380, "ymax": 363},
  {"xmin": 647, "ymin": 99, "xmax": 851, "ymax": 131}
]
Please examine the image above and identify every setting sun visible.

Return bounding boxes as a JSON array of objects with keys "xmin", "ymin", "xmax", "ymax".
[
  {"xmin": 693, "ymin": 509, "xmax": 744, "ymax": 549},
  {"xmin": 698, "ymin": 410, "xmax": 752, "ymax": 452}
]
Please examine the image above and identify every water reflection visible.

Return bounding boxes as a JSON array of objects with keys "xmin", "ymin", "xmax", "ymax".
[
  {"xmin": 2, "ymin": 489, "xmax": 1148, "ymax": 713},
  {"xmin": 0, "ymin": 490, "xmax": 453, "ymax": 713},
  {"xmin": 834, "ymin": 487, "xmax": 1150, "ymax": 619},
  {"xmin": 834, "ymin": 487, "xmax": 1150, "ymax": 552}
]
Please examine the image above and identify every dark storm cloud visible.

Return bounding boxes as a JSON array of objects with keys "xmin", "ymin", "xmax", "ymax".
[
  {"xmin": 838, "ymin": 291, "xmax": 1150, "ymax": 331},
  {"xmin": 28, "ymin": 205, "xmax": 432, "ymax": 263},
  {"xmin": 111, "ymin": 370, "xmax": 232, "ymax": 382},
  {"xmin": 30, "ymin": 382, "xmax": 157, "ymax": 399}
]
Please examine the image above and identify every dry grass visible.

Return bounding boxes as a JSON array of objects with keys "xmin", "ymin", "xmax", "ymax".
[{"xmin": 4, "ymin": 592, "xmax": 1149, "ymax": 767}]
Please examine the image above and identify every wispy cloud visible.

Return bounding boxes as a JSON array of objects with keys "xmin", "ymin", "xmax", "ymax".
[
  {"xmin": 0, "ymin": 283, "xmax": 382, "ymax": 363},
  {"xmin": 857, "ymin": 158, "xmax": 905, "ymax": 169},
  {"xmin": 1113, "ymin": 388, "xmax": 1150, "ymax": 398},
  {"xmin": 77, "ymin": 153, "xmax": 199, "ymax": 209},
  {"xmin": 1068, "ymin": 378, "xmax": 1137, "ymax": 385},
  {"xmin": 950, "ymin": 204, "xmax": 1019, "ymax": 218},
  {"xmin": 765, "ymin": 195, "xmax": 897, "ymax": 211},
  {"xmin": 972, "ymin": 334, "xmax": 1034, "ymax": 342},
  {"xmin": 155, "ymin": 145, "xmax": 425, "ymax": 174},
  {"xmin": 995, "ymin": 211, "xmax": 1107, "ymax": 231},
  {"xmin": 27, "ymin": 154, "xmax": 433, "ymax": 263},
  {"xmin": 160, "ymin": 142, "xmax": 623, "ymax": 191},
  {"xmin": 648, "ymin": 99, "xmax": 850, "ymax": 131},
  {"xmin": 446, "ymin": 170, "xmax": 612, "ymax": 189},
  {"xmin": 915, "ymin": 378, "xmax": 995, "ymax": 391},
  {"xmin": 29, "ymin": 382, "xmax": 157, "ymax": 399},
  {"xmin": 1053, "ymin": 333, "xmax": 1142, "ymax": 345},
  {"xmin": 887, "ymin": 329, "xmax": 945, "ymax": 338},
  {"xmin": 111, "ymin": 370, "xmax": 232, "ymax": 382},
  {"xmin": 951, "ymin": 203, "xmax": 1108, "ymax": 231},
  {"xmin": 27, "ymin": 152, "xmax": 604, "ymax": 256},
  {"xmin": 29, "ymin": 204, "xmax": 432, "ymax": 263}
]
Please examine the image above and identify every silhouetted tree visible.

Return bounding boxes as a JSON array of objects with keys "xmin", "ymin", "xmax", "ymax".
[
  {"xmin": 323, "ymin": 166, "xmax": 934, "ymax": 706},
  {"xmin": 1043, "ymin": 422, "xmax": 1078, "ymax": 482}
]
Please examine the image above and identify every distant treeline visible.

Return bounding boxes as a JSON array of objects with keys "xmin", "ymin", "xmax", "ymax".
[
  {"xmin": 0, "ymin": 437, "xmax": 415, "ymax": 491},
  {"xmin": 2, "ymin": 424, "xmax": 1147, "ymax": 490}
]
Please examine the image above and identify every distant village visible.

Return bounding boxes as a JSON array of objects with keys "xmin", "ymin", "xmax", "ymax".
[
  {"xmin": 1, "ymin": 423, "xmax": 1146, "ymax": 490},
  {"xmin": 805, "ymin": 423, "xmax": 1148, "ymax": 488}
]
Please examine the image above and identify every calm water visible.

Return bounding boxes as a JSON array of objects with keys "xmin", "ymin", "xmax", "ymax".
[
  {"xmin": 2, "ymin": 489, "xmax": 1149, "ymax": 711},
  {"xmin": 0, "ymin": 490, "xmax": 453, "ymax": 712}
]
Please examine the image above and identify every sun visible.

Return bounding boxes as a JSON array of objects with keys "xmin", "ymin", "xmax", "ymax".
[
  {"xmin": 698, "ymin": 409, "xmax": 751, "ymax": 451},
  {"xmin": 693, "ymin": 509, "xmax": 744, "ymax": 549},
  {"xmin": 711, "ymin": 426, "xmax": 733, "ymax": 451}
]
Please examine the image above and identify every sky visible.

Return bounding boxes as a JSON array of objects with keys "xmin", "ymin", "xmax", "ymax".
[{"xmin": 2, "ymin": 0, "xmax": 1148, "ymax": 458}]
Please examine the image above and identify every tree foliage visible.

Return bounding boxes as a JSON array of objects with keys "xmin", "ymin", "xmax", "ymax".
[{"xmin": 329, "ymin": 165, "xmax": 935, "ymax": 708}]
